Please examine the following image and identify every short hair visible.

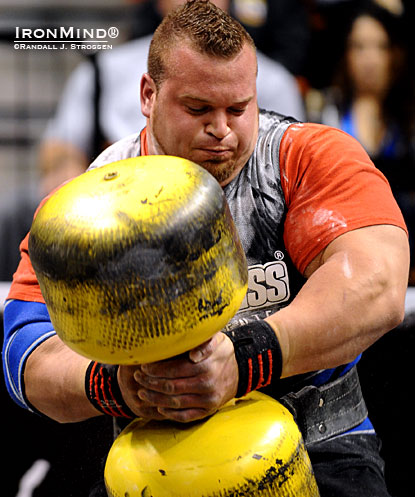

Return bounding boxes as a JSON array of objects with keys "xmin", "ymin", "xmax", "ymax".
[{"xmin": 148, "ymin": 0, "xmax": 256, "ymax": 89}]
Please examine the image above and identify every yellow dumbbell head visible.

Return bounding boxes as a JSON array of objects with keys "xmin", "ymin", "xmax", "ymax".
[
  {"xmin": 29, "ymin": 156, "xmax": 248, "ymax": 364},
  {"xmin": 105, "ymin": 392, "xmax": 320, "ymax": 496}
]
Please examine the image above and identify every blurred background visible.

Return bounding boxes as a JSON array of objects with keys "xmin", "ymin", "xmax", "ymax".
[
  {"xmin": 1, "ymin": 1, "xmax": 414, "ymax": 496},
  {"xmin": 0, "ymin": 0, "xmax": 130, "ymax": 196}
]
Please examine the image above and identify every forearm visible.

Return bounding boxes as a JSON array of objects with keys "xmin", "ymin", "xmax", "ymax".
[
  {"xmin": 24, "ymin": 335, "xmax": 101, "ymax": 423},
  {"xmin": 266, "ymin": 226, "xmax": 409, "ymax": 378}
]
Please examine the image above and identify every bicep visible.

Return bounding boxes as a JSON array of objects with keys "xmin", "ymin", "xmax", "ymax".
[
  {"xmin": 305, "ymin": 224, "xmax": 409, "ymax": 280},
  {"xmin": 303, "ymin": 224, "xmax": 409, "ymax": 332},
  {"xmin": 269, "ymin": 225, "xmax": 409, "ymax": 376}
]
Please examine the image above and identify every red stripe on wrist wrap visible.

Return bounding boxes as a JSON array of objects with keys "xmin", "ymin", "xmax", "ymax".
[
  {"xmin": 223, "ymin": 320, "xmax": 282, "ymax": 398},
  {"xmin": 85, "ymin": 362, "xmax": 135, "ymax": 419}
]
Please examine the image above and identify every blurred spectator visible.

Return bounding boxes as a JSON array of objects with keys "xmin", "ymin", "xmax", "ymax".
[
  {"xmin": 0, "ymin": 0, "xmax": 305, "ymax": 282},
  {"xmin": 129, "ymin": 0, "xmax": 311, "ymax": 76},
  {"xmin": 302, "ymin": 0, "xmax": 414, "ymax": 89},
  {"xmin": 230, "ymin": 0, "xmax": 310, "ymax": 76},
  {"xmin": 305, "ymin": 0, "xmax": 415, "ymax": 282},
  {"xmin": 301, "ymin": 0, "xmax": 363, "ymax": 89}
]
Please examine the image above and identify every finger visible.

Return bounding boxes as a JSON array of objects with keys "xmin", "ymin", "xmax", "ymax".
[
  {"xmin": 137, "ymin": 388, "xmax": 215, "ymax": 411},
  {"xmin": 139, "ymin": 333, "xmax": 224, "ymax": 376},
  {"xmin": 129, "ymin": 402, "xmax": 167, "ymax": 420},
  {"xmin": 139, "ymin": 356, "xmax": 207, "ymax": 379},
  {"xmin": 138, "ymin": 388, "xmax": 181, "ymax": 408},
  {"xmin": 134, "ymin": 369, "xmax": 214, "ymax": 395},
  {"xmin": 157, "ymin": 407, "xmax": 212, "ymax": 423},
  {"xmin": 188, "ymin": 336, "xmax": 217, "ymax": 363}
]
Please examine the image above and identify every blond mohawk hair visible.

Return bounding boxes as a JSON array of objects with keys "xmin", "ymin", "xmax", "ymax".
[{"xmin": 148, "ymin": 0, "xmax": 256, "ymax": 89}]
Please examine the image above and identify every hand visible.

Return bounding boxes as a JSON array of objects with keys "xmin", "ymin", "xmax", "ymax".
[{"xmin": 117, "ymin": 332, "xmax": 238, "ymax": 423}]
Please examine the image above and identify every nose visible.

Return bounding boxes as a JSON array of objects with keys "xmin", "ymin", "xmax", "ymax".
[{"xmin": 205, "ymin": 111, "xmax": 230, "ymax": 139}]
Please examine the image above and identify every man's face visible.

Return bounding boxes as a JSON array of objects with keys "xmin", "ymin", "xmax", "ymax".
[{"xmin": 141, "ymin": 41, "xmax": 259, "ymax": 186}]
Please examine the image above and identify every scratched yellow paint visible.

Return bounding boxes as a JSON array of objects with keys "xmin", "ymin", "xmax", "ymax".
[
  {"xmin": 29, "ymin": 156, "xmax": 248, "ymax": 364},
  {"xmin": 105, "ymin": 392, "xmax": 320, "ymax": 496}
]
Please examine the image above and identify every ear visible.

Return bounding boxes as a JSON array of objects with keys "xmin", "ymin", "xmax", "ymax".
[{"xmin": 140, "ymin": 73, "xmax": 157, "ymax": 118}]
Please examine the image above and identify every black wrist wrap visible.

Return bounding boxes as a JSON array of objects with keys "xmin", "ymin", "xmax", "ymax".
[
  {"xmin": 223, "ymin": 320, "xmax": 282, "ymax": 398},
  {"xmin": 85, "ymin": 362, "xmax": 135, "ymax": 419}
]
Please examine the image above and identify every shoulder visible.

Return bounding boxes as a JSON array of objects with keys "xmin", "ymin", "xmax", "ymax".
[
  {"xmin": 280, "ymin": 121, "xmax": 368, "ymax": 159},
  {"xmin": 256, "ymin": 117, "xmax": 359, "ymax": 157},
  {"xmin": 278, "ymin": 122, "xmax": 381, "ymax": 200},
  {"xmin": 258, "ymin": 109, "xmax": 297, "ymax": 134},
  {"xmin": 279, "ymin": 123, "xmax": 406, "ymax": 273}
]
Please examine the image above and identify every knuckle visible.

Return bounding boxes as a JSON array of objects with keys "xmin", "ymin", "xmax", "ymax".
[
  {"xmin": 163, "ymin": 380, "xmax": 177, "ymax": 395},
  {"xmin": 194, "ymin": 362, "xmax": 209, "ymax": 375},
  {"xmin": 170, "ymin": 409, "xmax": 208, "ymax": 423},
  {"xmin": 204, "ymin": 391, "xmax": 222, "ymax": 410},
  {"xmin": 206, "ymin": 395, "xmax": 219, "ymax": 411},
  {"xmin": 135, "ymin": 404, "xmax": 157, "ymax": 417},
  {"xmin": 163, "ymin": 395, "xmax": 181, "ymax": 409},
  {"xmin": 199, "ymin": 374, "xmax": 215, "ymax": 393}
]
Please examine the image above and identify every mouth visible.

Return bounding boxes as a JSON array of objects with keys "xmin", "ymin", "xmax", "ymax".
[{"xmin": 195, "ymin": 148, "xmax": 233, "ymax": 160}]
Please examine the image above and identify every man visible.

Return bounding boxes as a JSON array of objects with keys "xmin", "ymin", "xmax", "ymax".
[
  {"xmin": 0, "ymin": 0, "xmax": 303, "ymax": 282},
  {"xmin": 3, "ymin": 1, "xmax": 409, "ymax": 496},
  {"xmin": 40, "ymin": 0, "xmax": 304, "ymax": 169}
]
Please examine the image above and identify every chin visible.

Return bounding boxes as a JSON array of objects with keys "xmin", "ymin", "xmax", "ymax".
[{"xmin": 201, "ymin": 162, "xmax": 238, "ymax": 185}]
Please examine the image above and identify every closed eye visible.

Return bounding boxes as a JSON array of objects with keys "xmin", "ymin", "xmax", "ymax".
[
  {"xmin": 228, "ymin": 107, "xmax": 246, "ymax": 116},
  {"xmin": 186, "ymin": 106, "xmax": 210, "ymax": 115}
]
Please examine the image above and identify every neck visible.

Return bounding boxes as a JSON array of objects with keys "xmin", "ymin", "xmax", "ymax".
[{"xmin": 145, "ymin": 124, "xmax": 164, "ymax": 156}]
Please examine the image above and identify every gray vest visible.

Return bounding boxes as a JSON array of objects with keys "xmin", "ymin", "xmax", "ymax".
[
  {"xmin": 223, "ymin": 110, "xmax": 305, "ymax": 333},
  {"xmin": 89, "ymin": 110, "xmax": 305, "ymax": 332},
  {"xmin": 93, "ymin": 111, "xmax": 368, "ymax": 441}
]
